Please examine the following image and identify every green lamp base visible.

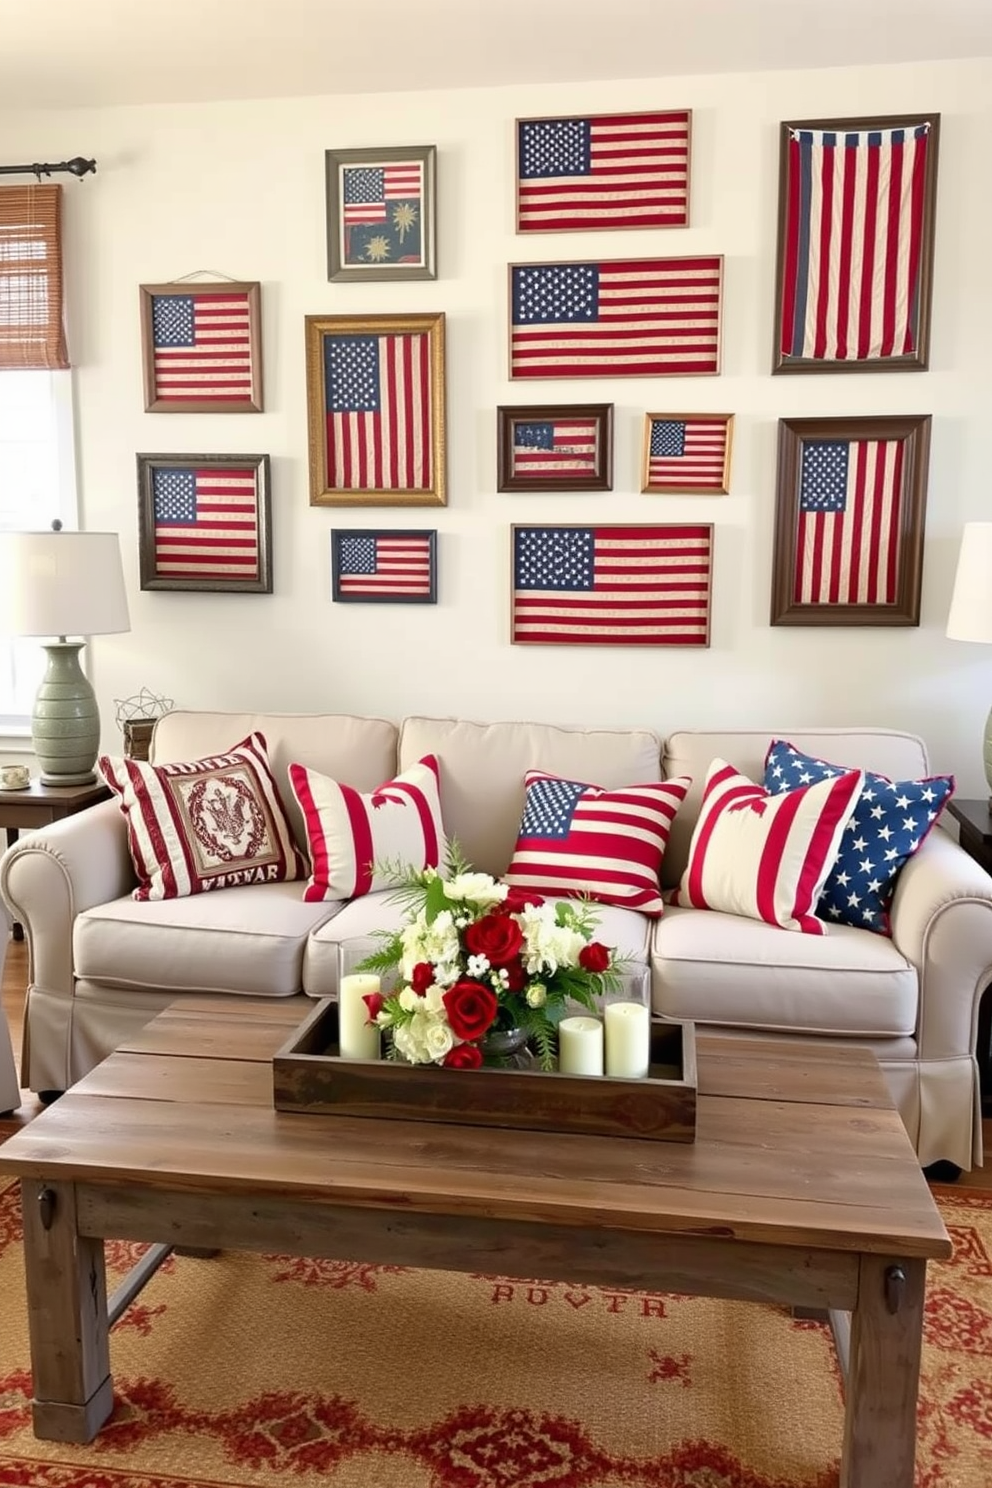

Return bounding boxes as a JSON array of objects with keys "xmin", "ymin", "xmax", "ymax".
[{"xmin": 31, "ymin": 641, "xmax": 100, "ymax": 786}]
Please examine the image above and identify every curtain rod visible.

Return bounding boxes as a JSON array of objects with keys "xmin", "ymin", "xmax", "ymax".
[{"xmin": 0, "ymin": 158, "xmax": 96, "ymax": 180}]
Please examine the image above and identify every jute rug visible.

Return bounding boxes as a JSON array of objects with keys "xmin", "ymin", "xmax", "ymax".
[{"xmin": 0, "ymin": 1177, "xmax": 989, "ymax": 1488}]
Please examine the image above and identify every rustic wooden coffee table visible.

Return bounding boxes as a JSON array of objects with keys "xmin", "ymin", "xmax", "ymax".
[{"xmin": 0, "ymin": 997, "xmax": 950, "ymax": 1486}]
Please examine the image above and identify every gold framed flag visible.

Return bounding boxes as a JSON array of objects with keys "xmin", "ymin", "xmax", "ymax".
[{"xmin": 641, "ymin": 414, "xmax": 733, "ymax": 495}]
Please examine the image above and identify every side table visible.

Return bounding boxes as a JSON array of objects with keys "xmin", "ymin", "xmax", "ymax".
[
  {"xmin": 946, "ymin": 798, "xmax": 992, "ymax": 1116},
  {"xmin": 0, "ymin": 779, "xmax": 112, "ymax": 941}
]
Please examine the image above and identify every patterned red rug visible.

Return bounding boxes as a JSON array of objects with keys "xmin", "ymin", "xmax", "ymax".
[{"xmin": 0, "ymin": 1177, "xmax": 990, "ymax": 1487}]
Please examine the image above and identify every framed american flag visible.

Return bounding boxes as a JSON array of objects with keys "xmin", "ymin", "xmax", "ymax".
[
  {"xmin": 325, "ymin": 145, "xmax": 436, "ymax": 282},
  {"xmin": 139, "ymin": 281, "xmax": 263, "ymax": 412},
  {"xmin": 136, "ymin": 452, "xmax": 272, "ymax": 594},
  {"xmin": 772, "ymin": 113, "xmax": 940, "ymax": 374},
  {"xmin": 331, "ymin": 529, "xmax": 437, "ymax": 603},
  {"xmin": 305, "ymin": 312, "xmax": 446, "ymax": 507},
  {"xmin": 497, "ymin": 404, "xmax": 613, "ymax": 491},
  {"xmin": 770, "ymin": 415, "xmax": 931, "ymax": 627},
  {"xmin": 641, "ymin": 413, "xmax": 733, "ymax": 495}
]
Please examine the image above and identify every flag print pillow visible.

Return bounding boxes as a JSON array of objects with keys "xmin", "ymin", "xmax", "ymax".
[
  {"xmin": 288, "ymin": 755, "xmax": 445, "ymax": 902},
  {"xmin": 763, "ymin": 740, "xmax": 955, "ymax": 934},
  {"xmin": 504, "ymin": 770, "xmax": 692, "ymax": 916},
  {"xmin": 674, "ymin": 759, "xmax": 864, "ymax": 935},
  {"xmin": 99, "ymin": 733, "xmax": 304, "ymax": 902}
]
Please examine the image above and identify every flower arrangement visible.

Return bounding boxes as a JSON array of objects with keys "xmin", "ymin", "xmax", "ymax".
[{"xmin": 355, "ymin": 847, "xmax": 622, "ymax": 1070}]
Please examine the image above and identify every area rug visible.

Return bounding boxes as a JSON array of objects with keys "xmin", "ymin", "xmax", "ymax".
[{"xmin": 0, "ymin": 1178, "xmax": 990, "ymax": 1488}]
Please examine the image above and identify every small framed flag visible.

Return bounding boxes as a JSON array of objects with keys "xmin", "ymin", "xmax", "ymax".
[
  {"xmin": 325, "ymin": 145, "xmax": 436, "ymax": 282},
  {"xmin": 641, "ymin": 413, "xmax": 733, "ymax": 495},
  {"xmin": 139, "ymin": 282, "xmax": 263, "ymax": 413},
  {"xmin": 511, "ymin": 523, "xmax": 712, "ymax": 647},
  {"xmin": 770, "ymin": 414, "xmax": 932, "ymax": 626},
  {"xmin": 497, "ymin": 404, "xmax": 613, "ymax": 492},
  {"xmin": 331, "ymin": 529, "xmax": 437, "ymax": 604},
  {"xmin": 136, "ymin": 453, "xmax": 272, "ymax": 594},
  {"xmin": 305, "ymin": 311, "xmax": 446, "ymax": 507},
  {"xmin": 515, "ymin": 109, "xmax": 691, "ymax": 233},
  {"xmin": 772, "ymin": 113, "xmax": 940, "ymax": 374}
]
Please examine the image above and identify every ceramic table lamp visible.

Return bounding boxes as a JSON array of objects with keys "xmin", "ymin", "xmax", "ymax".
[
  {"xmin": 0, "ymin": 524, "xmax": 130, "ymax": 785},
  {"xmin": 947, "ymin": 521, "xmax": 992, "ymax": 806}
]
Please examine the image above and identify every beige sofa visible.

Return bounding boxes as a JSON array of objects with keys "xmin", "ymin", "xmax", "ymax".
[
  {"xmin": 0, "ymin": 898, "xmax": 20, "ymax": 1115},
  {"xmin": 1, "ymin": 710, "xmax": 989, "ymax": 1171}
]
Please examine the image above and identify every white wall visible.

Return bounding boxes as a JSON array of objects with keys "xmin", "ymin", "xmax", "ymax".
[{"xmin": 3, "ymin": 57, "xmax": 992, "ymax": 790}]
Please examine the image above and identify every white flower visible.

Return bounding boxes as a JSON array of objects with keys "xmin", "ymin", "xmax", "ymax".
[
  {"xmin": 443, "ymin": 872, "xmax": 508, "ymax": 908},
  {"xmin": 525, "ymin": 983, "xmax": 547, "ymax": 1008},
  {"xmin": 398, "ymin": 987, "xmax": 422, "ymax": 1013},
  {"xmin": 392, "ymin": 1007, "xmax": 451, "ymax": 1064},
  {"xmin": 466, "ymin": 953, "xmax": 490, "ymax": 978},
  {"xmin": 518, "ymin": 905, "xmax": 587, "ymax": 975},
  {"xmin": 399, "ymin": 909, "xmax": 460, "ymax": 983},
  {"xmin": 423, "ymin": 985, "xmax": 446, "ymax": 1013},
  {"xmin": 423, "ymin": 1019, "xmax": 455, "ymax": 1062}
]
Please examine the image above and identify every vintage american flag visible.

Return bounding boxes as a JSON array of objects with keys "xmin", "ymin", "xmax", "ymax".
[
  {"xmin": 646, "ymin": 417, "xmax": 730, "ymax": 491},
  {"xmin": 152, "ymin": 467, "xmax": 260, "ymax": 579},
  {"xmin": 513, "ymin": 417, "xmax": 598, "ymax": 478},
  {"xmin": 794, "ymin": 438, "xmax": 904, "ymax": 605},
  {"xmin": 342, "ymin": 162, "xmax": 423, "ymax": 225},
  {"xmin": 517, "ymin": 110, "xmax": 690, "ymax": 231},
  {"xmin": 512, "ymin": 524, "xmax": 712, "ymax": 646},
  {"xmin": 779, "ymin": 124, "xmax": 931, "ymax": 363},
  {"xmin": 510, "ymin": 257, "xmax": 721, "ymax": 378},
  {"xmin": 323, "ymin": 332, "xmax": 431, "ymax": 491},
  {"xmin": 334, "ymin": 532, "xmax": 434, "ymax": 601},
  {"xmin": 151, "ymin": 291, "xmax": 252, "ymax": 402}
]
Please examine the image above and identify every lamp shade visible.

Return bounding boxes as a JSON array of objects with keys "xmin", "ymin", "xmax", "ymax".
[
  {"xmin": 0, "ymin": 529, "xmax": 130, "ymax": 638},
  {"xmin": 947, "ymin": 523, "xmax": 992, "ymax": 644}
]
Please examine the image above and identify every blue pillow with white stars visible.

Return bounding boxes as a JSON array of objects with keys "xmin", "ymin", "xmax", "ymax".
[{"xmin": 763, "ymin": 740, "xmax": 955, "ymax": 935}]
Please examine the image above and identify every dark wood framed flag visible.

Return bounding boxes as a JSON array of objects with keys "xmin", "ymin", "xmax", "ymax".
[
  {"xmin": 770, "ymin": 414, "xmax": 931, "ymax": 626},
  {"xmin": 772, "ymin": 113, "xmax": 940, "ymax": 374},
  {"xmin": 331, "ymin": 529, "xmax": 437, "ymax": 603},
  {"xmin": 497, "ymin": 404, "xmax": 613, "ymax": 491},
  {"xmin": 325, "ymin": 144, "xmax": 436, "ymax": 282},
  {"xmin": 641, "ymin": 413, "xmax": 733, "ymax": 494},
  {"xmin": 139, "ymin": 282, "xmax": 263, "ymax": 412},
  {"xmin": 511, "ymin": 523, "xmax": 712, "ymax": 646},
  {"xmin": 515, "ymin": 110, "xmax": 690, "ymax": 232},
  {"xmin": 136, "ymin": 452, "xmax": 272, "ymax": 593},
  {"xmin": 509, "ymin": 257, "xmax": 722, "ymax": 379}
]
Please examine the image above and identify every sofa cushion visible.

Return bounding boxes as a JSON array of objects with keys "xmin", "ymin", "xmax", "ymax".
[
  {"xmin": 651, "ymin": 904, "xmax": 917, "ymax": 1037},
  {"xmin": 74, "ymin": 882, "xmax": 339, "ymax": 997}
]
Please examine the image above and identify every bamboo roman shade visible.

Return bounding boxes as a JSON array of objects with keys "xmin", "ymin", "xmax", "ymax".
[{"xmin": 0, "ymin": 184, "xmax": 69, "ymax": 369}]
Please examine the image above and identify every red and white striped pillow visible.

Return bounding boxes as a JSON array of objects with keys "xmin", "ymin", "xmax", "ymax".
[
  {"xmin": 288, "ymin": 754, "xmax": 445, "ymax": 902},
  {"xmin": 99, "ymin": 732, "xmax": 304, "ymax": 902},
  {"xmin": 674, "ymin": 759, "xmax": 864, "ymax": 934},
  {"xmin": 504, "ymin": 769, "xmax": 692, "ymax": 915}
]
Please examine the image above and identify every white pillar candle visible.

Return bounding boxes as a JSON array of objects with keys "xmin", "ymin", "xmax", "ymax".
[
  {"xmin": 338, "ymin": 974, "xmax": 382, "ymax": 1061},
  {"xmin": 558, "ymin": 1015, "xmax": 604, "ymax": 1077},
  {"xmin": 604, "ymin": 1001, "xmax": 651, "ymax": 1079}
]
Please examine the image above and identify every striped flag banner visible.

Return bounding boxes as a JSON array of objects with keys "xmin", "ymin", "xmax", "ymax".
[
  {"xmin": 151, "ymin": 291, "xmax": 252, "ymax": 402},
  {"xmin": 794, "ymin": 437, "xmax": 904, "ymax": 605},
  {"xmin": 510, "ymin": 257, "xmax": 722, "ymax": 378},
  {"xmin": 779, "ymin": 124, "xmax": 931, "ymax": 363},
  {"xmin": 152, "ymin": 466, "xmax": 260, "ymax": 580},
  {"xmin": 645, "ymin": 416, "xmax": 731, "ymax": 492},
  {"xmin": 512, "ymin": 523, "xmax": 712, "ymax": 646},
  {"xmin": 513, "ymin": 417, "xmax": 598, "ymax": 479},
  {"xmin": 517, "ymin": 110, "xmax": 690, "ymax": 231},
  {"xmin": 324, "ymin": 332, "xmax": 431, "ymax": 491},
  {"xmin": 342, "ymin": 162, "xmax": 423, "ymax": 224},
  {"xmin": 334, "ymin": 531, "xmax": 434, "ymax": 602}
]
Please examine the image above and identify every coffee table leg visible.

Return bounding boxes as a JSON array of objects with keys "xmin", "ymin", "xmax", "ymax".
[
  {"xmin": 20, "ymin": 1179, "xmax": 113, "ymax": 1442},
  {"xmin": 840, "ymin": 1254, "xmax": 926, "ymax": 1488}
]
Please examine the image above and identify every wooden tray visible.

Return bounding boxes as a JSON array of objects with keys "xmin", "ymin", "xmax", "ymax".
[{"xmin": 272, "ymin": 998, "xmax": 696, "ymax": 1142}]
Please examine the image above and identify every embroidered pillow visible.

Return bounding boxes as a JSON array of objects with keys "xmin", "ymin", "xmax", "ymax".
[
  {"xmin": 763, "ymin": 740, "xmax": 955, "ymax": 934},
  {"xmin": 99, "ymin": 732, "xmax": 304, "ymax": 903},
  {"xmin": 503, "ymin": 769, "xmax": 692, "ymax": 916},
  {"xmin": 288, "ymin": 754, "xmax": 445, "ymax": 902},
  {"xmin": 674, "ymin": 758, "xmax": 864, "ymax": 934}
]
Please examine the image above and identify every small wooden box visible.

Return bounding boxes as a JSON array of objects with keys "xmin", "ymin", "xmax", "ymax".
[{"xmin": 272, "ymin": 998, "xmax": 696, "ymax": 1142}]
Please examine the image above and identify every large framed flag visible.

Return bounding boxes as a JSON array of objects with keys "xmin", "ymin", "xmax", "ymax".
[
  {"xmin": 136, "ymin": 453, "xmax": 272, "ymax": 594},
  {"xmin": 139, "ymin": 282, "xmax": 263, "ymax": 413},
  {"xmin": 772, "ymin": 113, "xmax": 940, "ymax": 374},
  {"xmin": 515, "ymin": 109, "xmax": 691, "ymax": 233},
  {"xmin": 331, "ymin": 529, "xmax": 437, "ymax": 604},
  {"xmin": 305, "ymin": 312, "xmax": 446, "ymax": 507},
  {"xmin": 511, "ymin": 523, "xmax": 712, "ymax": 646},
  {"xmin": 509, "ymin": 256, "xmax": 722, "ymax": 379},
  {"xmin": 641, "ymin": 413, "xmax": 734, "ymax": 494},
  {"xmin": 325, "ymin": 145, "xmax": 436, "ymax": 282},
  {"xmin": 497, "ymin": 403, "xmax": 613, "ymax": 491},
  {"xmin": 770, "ymin": 415, "xmax": 931, "ymax": 626}
]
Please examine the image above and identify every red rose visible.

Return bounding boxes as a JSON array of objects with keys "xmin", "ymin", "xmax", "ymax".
[
  {"xmin": 579, "ymin": 942, "xmax": 611, "ymax": 973},
  {"xmin": 442, "ymin": 1042, "xmax": 483, "ymax": 1069},
  {"xmin": 442, "ymin": 980, "xmax": 499, "ymax": 1041},
  {"xmin": 463, "ymin": 912, "xmax": 523, "ymax": 967},
  {"xmin": 410, "ymin": 962, "xmax": 435, "ymax": 996},
  {"xmin": 362, "ymin": 991, "xmax": 385, "ymax": 1021},
  {"xmin": 503, "ymin": 886, "xmax": 545, "ymax": 913},
  {"xmin": 502, "ymin": 958, "xmax": 527, "ymax": 993}
]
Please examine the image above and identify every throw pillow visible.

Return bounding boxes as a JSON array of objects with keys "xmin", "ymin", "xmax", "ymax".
[
  {"xmin": 288, "ymin": 754, "xmax": 445, "ymax": 902},
  {"xmin": 674, "ymin": 758, "xmax": 864, "ymax": 934},
  {"xmin": 503, "ymin": 770, "xmax": 692, "ymax": 916},
  {"xmin": 763, "ymin": 739, "xmax": 956, "ymax": 934},
  {"xmin": 99, "ymin": 732, "xmax": 305, "ymax": 902}
]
